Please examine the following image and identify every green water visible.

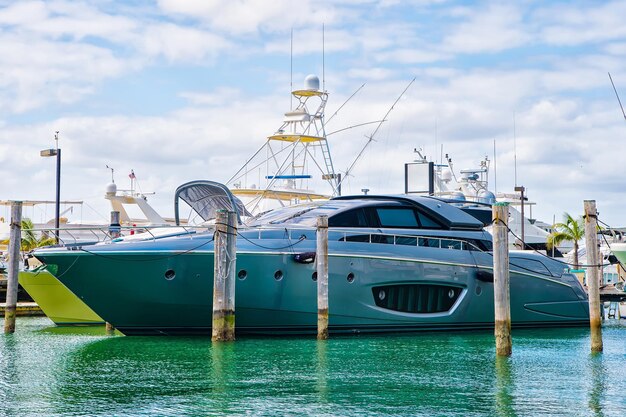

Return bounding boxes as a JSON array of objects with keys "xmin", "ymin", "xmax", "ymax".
[{"xmin": 1, "ymin": 318, "xmax": 625, "ymax": 416}]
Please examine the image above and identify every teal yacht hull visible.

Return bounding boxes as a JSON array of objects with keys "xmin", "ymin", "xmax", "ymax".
[{"xmin": 35, "ymin": 228, "xmax": 590, "ymax": 336}]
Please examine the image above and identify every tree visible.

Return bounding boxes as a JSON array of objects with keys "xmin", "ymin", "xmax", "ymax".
[
  {"xmin": 20, "ymin": 218, "xmax": 55, "ymax": 252},
  {"xmin": 547, "ymin": 213, "xmax": 585, "ymax": 269}
]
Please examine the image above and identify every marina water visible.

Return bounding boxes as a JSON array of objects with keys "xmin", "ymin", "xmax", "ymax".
[{"xmin": 1, "ymin": 317, "xmax": 625, "ymax": 416}]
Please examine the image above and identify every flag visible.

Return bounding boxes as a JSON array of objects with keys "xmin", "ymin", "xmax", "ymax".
[{"xmin": 129, "ymin": 170, "xmax": 136, "ymax": 179}]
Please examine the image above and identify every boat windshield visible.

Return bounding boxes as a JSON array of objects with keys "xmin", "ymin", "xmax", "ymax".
[{"xmin": 247, "ymin": 202, "xmax": 339, "ymax": 227}]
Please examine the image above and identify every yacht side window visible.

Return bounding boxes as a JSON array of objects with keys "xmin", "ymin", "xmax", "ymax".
[
  {"xmin": 328, "ymin": 208, "xmax": 369, "ymax": 227},
  {"xmin": 375, "ymin": 208, "xmax": 419, "ymax": 228},
  {"xmin": 416, "ymin": 211, "xmax": 442, "ymax": 229}
]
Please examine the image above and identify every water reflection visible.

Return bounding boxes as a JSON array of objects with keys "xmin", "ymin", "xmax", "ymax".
[
  {"xmin": 494, "ymin": 355, "xmax": 514, "ymax": 417},
  {"xmin": 587, "ymin": 353, "xmax": 606, "ymax": 417},
  {"xmin": 38, "ymin": 324, "xmax": 111, "ymax": 337},
  {"xmin": 209, "ymin": 340, "xmax": 238, "ymax": 415},
  {"xmin": 315, "ymin": 339, "xmax": 328, "ymax": 402},
  {"xmin": 2, "ymin": 319, "xmax": 625, "ymax": 416},
  {"xmin": 0, "ymin": 335, "xmax": 19, "ymax": 417}
]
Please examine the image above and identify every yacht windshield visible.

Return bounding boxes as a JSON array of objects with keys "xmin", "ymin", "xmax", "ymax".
[{"xmin": 248, "ymin": 202, "xmax": 338, "ymax": 227}]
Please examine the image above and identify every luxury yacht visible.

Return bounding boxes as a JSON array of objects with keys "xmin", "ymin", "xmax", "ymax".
[{"xmin": 33, "ymin": 186, "xmax": 589, "ymax": 336}]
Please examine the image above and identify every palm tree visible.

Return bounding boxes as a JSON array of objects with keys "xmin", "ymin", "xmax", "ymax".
[
  {"xmin": 547, "ymin": 213, "xmax": 585, "ymax": 269},
  {"xmin": 20, "ymin": 218, "xmax": 55, "ymax": 252}
]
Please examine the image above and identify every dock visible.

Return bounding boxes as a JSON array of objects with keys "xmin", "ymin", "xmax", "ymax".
[
  {"xmin": 598, "ymin": 284, "xmax": 626, "ymax": 302},
  {"xmin": 0, "ymin": 302, "xmax": 44, "ymax": 317}
]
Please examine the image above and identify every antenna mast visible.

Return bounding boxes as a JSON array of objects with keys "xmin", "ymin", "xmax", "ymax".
[
  {"xmin": 608, "ymin": 72, "xmax": 626, "ymax": 122},
  {"xmin": 290, "ymin": 28, "xmax": 294, "ymax": 110},
  {"xmin": 493, "ymin": 139, "xmax": 497, "ymax": 195},
  {"xmin": 322, "ymin": 24, "xmax": 325, "ymax": 92},
  {"xmin": 106, "ymin": 165, "xmax": 115, "ymax": 183},
  {"xmin": 338, "ymin": 78, "xmax": 415, "ymax": 189},
  {"xmin": 513, "ymin": 113, "xmax": 517, "ymax": 186}
]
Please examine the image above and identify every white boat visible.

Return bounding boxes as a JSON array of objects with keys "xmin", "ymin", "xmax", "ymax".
[
  {"xmin": 225, "ymin": 74, "xmax": 340, "ymax": 216},
  {"xmin": 403, "ymin": 151, "xmax": 566, "ymax": 253}
]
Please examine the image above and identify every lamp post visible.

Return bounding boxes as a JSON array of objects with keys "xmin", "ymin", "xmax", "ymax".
[
  {"xmin": 514, "ymin": 186, "xmax": 525, "ymax": 248},
  {"xmin": 40, "ymin": 132, "xmax": 61, "ymax": 244}
]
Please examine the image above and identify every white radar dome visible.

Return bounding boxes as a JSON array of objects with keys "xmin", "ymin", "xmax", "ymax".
[
  {"xmin": 105, "ymin": 182, "xmax": 117, "ymax": 196},
  {"xmin": 478, "ymin": 190, "xmax": 496, "ymax": 204},
  {"xmin": 441, "ymin": 169, "xmax": 452, "ymax": 182},
  {"xmin": 304, "ymin": 74, "xmax": 320, "ymax": 91}
]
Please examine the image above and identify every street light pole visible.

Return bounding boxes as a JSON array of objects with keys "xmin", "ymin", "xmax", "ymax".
[
  {"xmin": 54, "ymin": 147, "xmax": 61, "ymax": 244},
  {"xmin": 41, "ymin": 131, "xmax": 61, "ymax": 244},
  {"xmin": 514, "ymin": 185, "xmax": 525, "ymax": 249}
]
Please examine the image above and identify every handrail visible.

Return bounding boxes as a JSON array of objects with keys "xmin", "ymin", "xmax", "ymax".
[
  {"xmin": 247, "ymin": 226, "xmax": 485, "ymax": 252},
  {"xmin": 22, "ymin": 224, "xmax": 484, "ymax": 253},
  {"xmin": 20, "ymin": 224, "xmax": 214, "ymax": 247}
]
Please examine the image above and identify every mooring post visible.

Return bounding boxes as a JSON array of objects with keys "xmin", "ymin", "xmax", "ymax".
[
  {"xmin": 105, "ymin": 210, "xmax": 121, "ymax": 333},
  {"xmin": 212, "ymin": 210, "xmax": 237, "ymax": 342},
  {"xmin": 493, "ymin": 202, "xmax": 512, "ymax": 356},
  {"xmin": 109, "ymin": 211, "xmax": 121, "ymax": 239},
  {"xmin": 105, "ymin": 322, "xmax": 115, "ymax": 333},
  {"xmin": 584, "ymin": 200, "xmax": 603, "ymax": 352},
  {"xmin": 317, "ymin": 215, "xmax": 329, "ymax": 340},
  {"xmin": 4, "ymin": 201, "xmax": 22, "ymax": 334}
]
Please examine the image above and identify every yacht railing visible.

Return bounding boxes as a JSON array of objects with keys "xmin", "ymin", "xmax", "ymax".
[
  {"xmin": 24, "ymin": 224, "xmax": 484, "ymax": 254},
  {"xmin": 248, "ymin": 227, "xmax": 485, "ymax": 252},
  {"xmin": 22, "ymin": 224, "xmax": 214, "ymax": 247}
]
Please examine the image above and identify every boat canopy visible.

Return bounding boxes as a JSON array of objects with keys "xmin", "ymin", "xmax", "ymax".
[
  {"xmin": 174, "ymin": 180, "xmax": 251, "ymax": 225},
  {"xmin": 333, "ymin": 195, "xmax": 486, "ymax": 230}
]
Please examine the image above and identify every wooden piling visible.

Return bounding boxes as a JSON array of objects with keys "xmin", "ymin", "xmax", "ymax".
[
  {"xmin": 212, "ymin": 210, "xmax": 237, "ymax": 342},
  {"xmin": 584, "ymin": 200, "xmax": 603, "ymax": 352},
  {"xmin": 109, "ymin": 211, "xmax": 121, "ymax": 239},
  {"xmin": 105, "ymin": 321, "xmax": 115, "ymax": 334},
  {"xmin": 317, "ymin": 215, "xmax": 329, "ymax": 340},
  {"xmin": 493, "ymin": 203, "xmax": 512, "ymax": 356},
  {"xmin": 4, "ymin": 201, "xmax": 22, "ymax": 334}
]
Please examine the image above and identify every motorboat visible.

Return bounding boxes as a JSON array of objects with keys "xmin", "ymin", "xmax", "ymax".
[
  {"xmin": 18, "ymin": 178, "xmax": 173, "ymax": 326},
  {"xmin": 33, "ymin": 184, "xmax": 590, "ymax": 335}
]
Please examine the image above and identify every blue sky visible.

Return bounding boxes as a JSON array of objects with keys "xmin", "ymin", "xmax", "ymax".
[{"xmin": 1, "ymin": 0, "xmax": 626, "ymax": 226}]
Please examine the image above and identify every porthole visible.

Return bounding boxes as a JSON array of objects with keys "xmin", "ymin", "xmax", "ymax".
[
  {"xmin": 312, "ymin": 272, "xmax": 318, "ymax": 281},
  {"xmin": 238, "ymin": 270, "xmax": 247, "ymax": 280},
  {"xmin": 164, "ymin": 269, "xmax": 176, "ymax": 280},
  {"xmin": 378, "ymin": 289, "xmax": 386, "ymax": 300},
  {"xmin": 274, "ymin": 270, "xmax": 283, "ymax": 281},
  {"xmin": 448, "ymin": 289, "xmax": 455, "ymax": 298},
  {"xmin": 347, "ymin": 273, "xmax": 355, "ymax": 283},
  {"xmin": 475, "ymin": 286, "xmax": 482, "ymax": 296}
]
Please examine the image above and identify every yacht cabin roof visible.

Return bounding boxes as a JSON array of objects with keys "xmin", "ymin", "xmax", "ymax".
[{"xmin": 248, "ymin": 195, "xmax": 486, "ymax": 231}]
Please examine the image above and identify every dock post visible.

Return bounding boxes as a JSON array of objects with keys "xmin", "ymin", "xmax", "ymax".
[
  {"xmin": 317, "ymin": 215, "xmax": 329, "ymax": 340},
  {"xmin": 493, "ymin": 203, "xmax": 512, "ymax": 356},
  {"xmin": 109, "ymin": 211, "xmax": 121, "ymax": 239},
  {"xmin": 4, "ymin": 201, "xmax": 22, "ymax": 334},
  {"xmin": 105, "ymin": 210, "xmax": 121, "ymax": 333},
  {"xmin": 212, "ymin": 210, "xmax": 237, "ymax": 342},
  {"xmin": 584, "ymin": 200, "xmax": 603, "ymax": 352}
]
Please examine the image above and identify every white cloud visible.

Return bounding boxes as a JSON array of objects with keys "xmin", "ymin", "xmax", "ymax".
[
  {"xmin": 157, "ymin": 0, "xmax": 337, "ymax": 34},
  {"xmin": 441, "ymin": 4, "xmax": 532, "ymax": 53},
  {"xmin": 0, "ymin": 33, "xmax": 128, "ymax": 113},
  {"xmin": 538, "ymin": 1, "xmax": 626, "ymax": 46},
  {"xmin": 139, "ymin": 23, "xmax": 232, "ymax": 62}
]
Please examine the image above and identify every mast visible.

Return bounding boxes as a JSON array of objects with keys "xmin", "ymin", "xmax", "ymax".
[{"xmin": 228, "ymin": 75, "xmax": 338, "ymax": 214}]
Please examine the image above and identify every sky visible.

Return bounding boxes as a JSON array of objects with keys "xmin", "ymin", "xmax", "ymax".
[{"xmin": 1, "ymin": 0, "xmax": 625, "ymax": 227}]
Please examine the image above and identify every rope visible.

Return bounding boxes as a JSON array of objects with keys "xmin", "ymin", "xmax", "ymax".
[
  {"xmin": 491, "ymin": 219, "xmax": 610, "ymax": 269},
  {"xmin": 214, "ymin": 221, "xmax": 308, "ymax": 250},
  {"xmin": 78, "ymin": 235, "xmax": 216, "ymax": 262}
]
